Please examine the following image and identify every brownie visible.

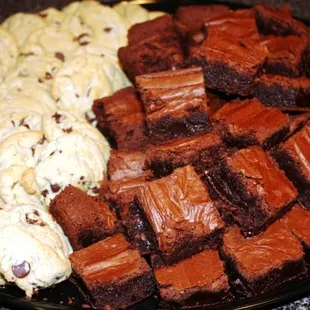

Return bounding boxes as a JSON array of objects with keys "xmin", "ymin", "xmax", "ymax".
[
  {"xmin": 206, "ymin": 146, "xmax": 297, "ymax": 236},
  {"xmin": 205, "ymin": 9, "xmax": 260, "ymax": 41},
  {"xmin": 281, "ymin": 204, "xmax": 310, "ymax": 258},
  {"xmin": 108, "ymin": 149, "xmax": 150, "ymax": 182},
  {"xmin": 70, "ymin": 234, "xmax": 155, "ymax": 310},
  {"xmin": 259, "ymin": 35, "xmax": 307, "ymax": 77},
  {"xmin": 92, "ymin": 87, "xmax": 148, "ymax": 150},
  {"xmin": 174, "ymin": 5, "xmax": 230, "ymax": 44},
  {"xmin": 145, "ymin": 132, "xmax": 227, "ymax": 178},
  {"xmin": 255, "ymin": 74, "xmax": 310, "ymax": 111},
  {"xmin": 190, "ymin": 34, "xmax": 267, "ymax": 96},
  {"xmin": 254, "ymin": 5, "xmax": 307, "ymax": 37},
  {"xmin": 212, "ymin": 98, "xmax": 290, "ymax": 149},
  {"xmin": 155, "ymin": 249, "xmax": 231, "ymax": 308},
  {"xmin": 136, "ymin": 67, "xmax": 211, "ymax": 145},
  {"xmin": 128, "ymin": 14, "xmax": 180, "ymax": 45},
  {"xmin": 273, "ymin": 122, "xmax": 310, "ymax": 207},
  {"xmin": 221, "ymin": 222, "xmax": 306, "ymax": 297},
  {"xmin": 50, "ymin": 185, "xmax": 119, "ymax": 251},
  {"xmin": 135, "ymin": 165, "xmax": 225, "ymax": 266}
]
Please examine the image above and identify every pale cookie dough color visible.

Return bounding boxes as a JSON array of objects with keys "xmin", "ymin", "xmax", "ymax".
[
  {"xmin": 34, "ymin": 132, "xmax": 110, "ymax": 205},
  {"xmin": 38, "ymin": 8, "xmax": 65, "ymax": 26},
  {"xmin": 0, "ymin": 27, "xmax": 18, "ymax": 83},
  {"xmin": 1, "ymin": 13, "xmax": 46, "ymax": 47},
  {"xmin": 52, "ymin": 55, "xmax": 130, "ymax": 119},
  {"xmin": 0, "ymin": 204, "xmax": 72, "ymax": 296}
]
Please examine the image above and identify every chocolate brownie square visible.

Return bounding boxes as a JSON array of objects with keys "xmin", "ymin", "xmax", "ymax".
[
  {"xmin": 259, "ymin": 35, "xmax": 308, "ymax": 77},
  {"xmin": 92, "ymin": 87, "xmax": 148, "ymax": 150},
  {"xmin": 50, "ymin": 185, "xmax": 119, "ymax": 250},
  {"xmin": 175, "ymin": 5, "xmax": 230, "ymax": 44},
  {"xmin": 135, "ymin": 165, "xmax": 225, "ymax": 266},
  {"xmin": 206, "ymin": 146, "xmax": 297, "ymax": 236},
  {"xmin": 282, "ymin": 204, "xmax": 310, "ymax": 259},
  {"xmin": 222, "ymin": 222, "xmax": 306, "ymax": 297},
  {"xmin": 254, "ymin": 5, "xmax": 307, "ymax": 37},
  {"xmin": 205, "ymin": 9, "xmax": 260, "ymax": 41},
  {"xmin": 155, "ymin": 249, "xmax": 231, "ymax": 308},
  {"xmin": 273, "ymin": 122, "xmax": 310, "ymax": 207},
  {"xmin": 190, "ymin": 34, "xmax": 267, "ymax": 96},
  {"xmin": 136, "ymin": 67, "xmax": 211, "ymax": 145},
  {"xmin": 108, "ymin": 149, "xmax": 150, "ymax": 182},
  {"xmin": 212, "ymin": 98, "xmax": 290, "ymax": 149},
  {"xmin": 255, "ymin": 74, "xmax": 310, "ymax": 111},
  {"xmin": 70, "ymin": 234, "xmax": 155, "ymax": 310},
  {"xmin": 145, "ymin": 132, "xmax": 226, "ymax": 178}
]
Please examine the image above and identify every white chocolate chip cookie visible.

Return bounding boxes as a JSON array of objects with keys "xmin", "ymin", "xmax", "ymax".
[
  {"xmin": 52, "ymin": 55, "xmax": 130, "ymax": 118},
  {"xmin": 0, "ymin": 131, "xmax": 47, "ymax": 171},
  {"xmin": 0, "ymin": 27, "xmax": 18, "ymax": 83},
  {"xmin": 20, "ymin": 26, "xmax": 79, "ymax": 61},
  {"xmin": 34, "ymin": 132, "xmax": 110, "ymax": 205},
  {"xmin": 0, "ymin": 109, "xmax": 42, "ymax": 142},
  {"xmin": 0, "ymin": 166, "xmax": 41, "ymax": 206},
  {"xmin": 38, "ymin": 8, "xmax": 65, "ymax": 26},
  {"xmin": 0, "ymin": 204, "xmax": 72, "ymax": 297},
  {"xmin": 6, "ymin": 55, "xmax": 63, "ymax": 91},
  {"xmin": 0, "ymin": 78, "xmax": 57, "ymax": 112},
  {"xmin": 1, "ymin": 13, "xmax": 46, "ymax": 47}
]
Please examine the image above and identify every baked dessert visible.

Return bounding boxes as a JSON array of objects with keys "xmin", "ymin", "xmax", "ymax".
[
  {"xmin": 70, "ymin": 234, "xmax": 155, "ymax": 310},
  {"xmin": 190, "ymin": 34, "xmax": 267, "ymax": 96},
  {"xmin": 281, "ymin": 204, "xmax": 310, "ymax": 259},
  {"xmin": 145, "ymin": 132, "xmax": 226, "ymax": 178},
  {"xmin": 259, "ymin": 35, "xmax": 307, "ymax": 77},
  {"xmin": 50, "ymin": 185, "xmax": 119, "ymax": 251},
  {"xmin": 135, "ymin": 165, "xmax": 224, "ymax": 266},
  {"xmin": 254, "ymin": 5, "xmax": 307, "ymax": 37},
  {"xmin": 206, "ymin": 146, "xmax": 297, "ymax": 236},
  {"xmin": 222, "ymin": 222, "xmax": 306, "ymax": 297},
  {"xmin": 92, "ymin": 87, "xmax": 148, "ymax": 150},
  {"xmin": 254, "ymin": 74, "xmax": 310, "ymax": 111},
  {"xmin": 273, "ymin": 122, "xmax": 310, "ymax": 207},
  {"xmin": 136, "ymin": 67, "xmax": 211, "ymax": 144},
  {"xmin": 212, "ymin": 98, "xmax": 290, "ymax": 149},
  {"xmin": 155, "ymin": 249, "xmax": 231, "ymax": 308}
]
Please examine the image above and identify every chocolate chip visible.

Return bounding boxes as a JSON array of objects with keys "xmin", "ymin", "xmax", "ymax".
[
  {"xmin": 51, "ymin": 184, "xmax": 61, "ymax": 193},
  {"xmin": 26, "ymin": 211, "xmax": 45, "ymax": 226},
  {"xmin": 45, "ymin": 72, "xmax": 52, "ymax": 80},
  {"xmin": 63, "ymin": 127, "xmax": 73, "ymax": 134},
  {"xmin": 55, "ymin": 52, "xmax": 65, "ymax": 62},
  {"xmin": 103, "ymin": 27, "xmax": 112, "ymax": 33},
  {"xmin": 52, "ymin": 113, "xmax": 62, "ymax": 124},
  {"xmin": 38, "ymin": 13, "xmax": 48, "ymax": 18},
  {"xmin": 238, "ymin": 40, "xmax": 246, "ymax": 48},
  {"xmin": 19, "ymin": 117, "xmax": 30, "ymax": 129},
  {"xmin": 91, "ymin": 187, "xmax": 100, "ymax": 194},
  {"xmin": 38, "ymin": 136, "xmax": 46, "ymax": 145},
  {"xmin": 38, "ymin": 78, "xmax": 44, "ymax": 83},
  {"xmin": 73, "ymin": 33, "xmax": 90, "ymax": 46},
  {"xmin": 12, "ymin": 261, "xmax": 31, "ymax": 278},
  {"xmin": 49, "ymin": 151, "xmax": 55, "ymax": 157},
  {"xmin": 31, "ymin": 147, "xmax": 35, "ymax": 157},
  {"xmin": 20, "ymin": 52, "xmax": 34, "ymax": 57},
  {"xmin": 41, "ymin": 190, "xmax": 48, "ymax": 198},
  {"xmin": 80, "ymin": 176, "xmax": 85, "ymax": 180},
  {"xmin": 11, "ymin": 120, "xmax": 15, "ymax": 127}
]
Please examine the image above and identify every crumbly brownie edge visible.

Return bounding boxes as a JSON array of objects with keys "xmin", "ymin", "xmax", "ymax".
[{"xmin": 273, "ymin": 149, "xmax": 310, "ymax": 207}]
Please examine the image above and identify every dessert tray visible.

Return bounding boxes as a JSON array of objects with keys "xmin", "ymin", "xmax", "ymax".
[{"xmin": 1, "ymin": 0, "xmax": 310, "ymax": 310}]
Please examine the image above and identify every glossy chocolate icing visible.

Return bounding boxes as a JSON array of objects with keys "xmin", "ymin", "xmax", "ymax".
[
  {"xmin": 108, "ymin": 150, "xmax": 149, "ymax": 182},
  {"xmin": 282, "ymin": 204, "xmax": 310, "ymax": 247},
  {"xmin": 228, "ymin": 146, "xmax": 297, "ymax": 213},
  {"xmin": 136, "ymin": 67, "xmax": 207, "ymax": 120},
  {"xmin": 213, "ymin": 98, "xmax": 289, "ymax": 145},
  {"xmin": 222, "ymin": 222, "xmax": 304, "ymax": 280},
  {"xmin": 137, "ymin": 165, "xmax": 224, "ymax": 254}
]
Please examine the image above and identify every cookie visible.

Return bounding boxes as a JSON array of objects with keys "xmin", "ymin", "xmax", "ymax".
[
  {"xmin": 0, "ymin": 204, "xmax": 72, "ymax": 296},
  {"xmin": 20, "ymin": 26, "xmax": 79, "ymax": 61},
  {"xmin": 0, "ymin": 27, "xmax": 18, "ymax": 83},
  {"xmin": 52, "ymin": 55, "xmax": 130, "ymax": 119},
  {"xmin": 1, "ymin": 13, "xmax": 46, "ymax": 47}
]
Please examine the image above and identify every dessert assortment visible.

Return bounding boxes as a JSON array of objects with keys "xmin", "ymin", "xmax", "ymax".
[{"xmin": 1, "ymin": 1, "xmax": 310, "ymax": 310}]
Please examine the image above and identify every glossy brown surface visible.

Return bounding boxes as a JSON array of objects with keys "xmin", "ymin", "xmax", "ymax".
[
  {"xmin": 213, "ymin": 98, "xmax": 289, "ymax": 145},
  {"xmin": 228, "ymin": 146, "xmax": 297, "ymax": 213},
  {"xmin": 222, "ymin": 222, "xmax": 304, "ymax": 280},
  {"xmin": 137, "ymin": 165, "xmax": 224, "ymax": 254}
]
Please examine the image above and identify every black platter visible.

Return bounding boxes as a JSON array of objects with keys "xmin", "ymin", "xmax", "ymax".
[{"xmin": 1, "ymin": 0, "xmax": 310, "ymax": 309}]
